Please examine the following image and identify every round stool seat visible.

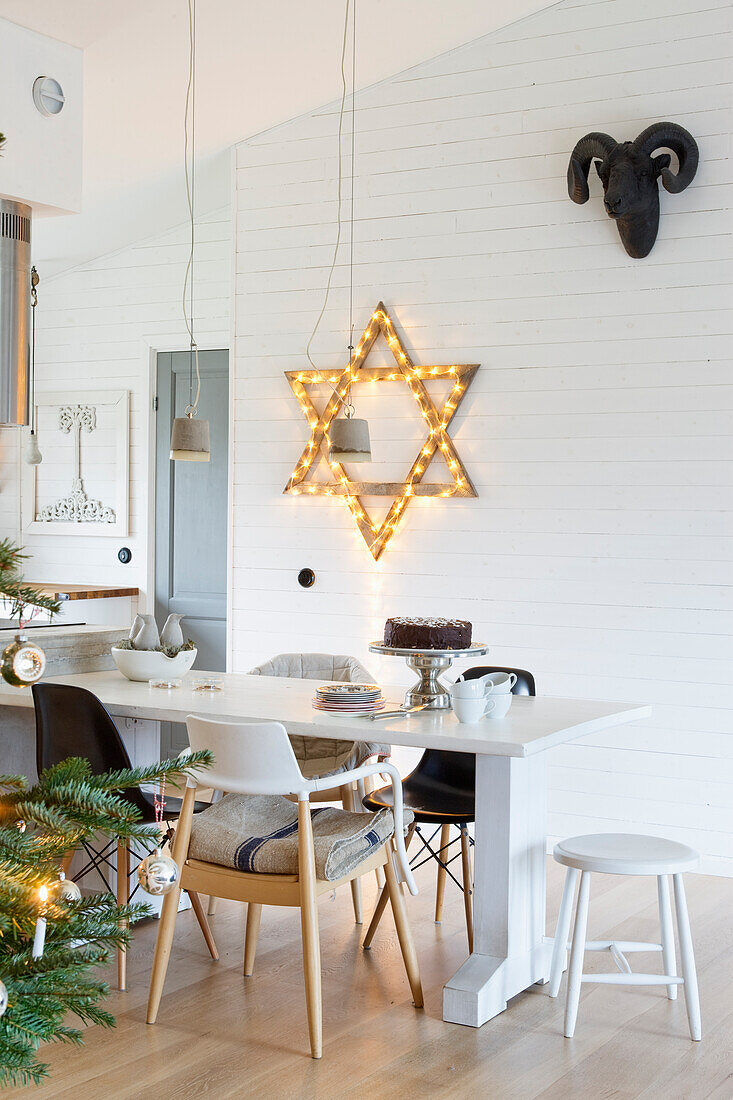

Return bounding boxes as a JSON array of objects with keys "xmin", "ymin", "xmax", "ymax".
[{"xmin": 554, "ymin": 833, "xmax": 699, "ymax": 876}]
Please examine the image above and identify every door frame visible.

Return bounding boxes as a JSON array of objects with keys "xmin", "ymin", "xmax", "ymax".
[{"xmin": 144, "ymin": 339, "xmax": 233, "ymax": 671}]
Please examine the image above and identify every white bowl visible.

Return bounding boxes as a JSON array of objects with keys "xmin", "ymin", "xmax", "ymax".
[{"xmin": 111, "ymin": 646, "xmax": 197, "ymax": 682}]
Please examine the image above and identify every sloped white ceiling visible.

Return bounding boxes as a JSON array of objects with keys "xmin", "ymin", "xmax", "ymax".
[{"xmin": 0, "ymin": 0, "xmax": 557, "ymax": 274}]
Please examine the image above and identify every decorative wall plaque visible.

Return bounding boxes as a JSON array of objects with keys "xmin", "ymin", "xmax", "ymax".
[{"xmin": 23, "ymin": 390, "xmax": 129, "ymax": 537}]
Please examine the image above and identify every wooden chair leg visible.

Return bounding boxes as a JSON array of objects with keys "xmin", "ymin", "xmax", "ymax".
[
  {"xmin": 673, "ymin": 873, "xmax": 702, "ymax": 1041},
  {"xmin": 147, "ymin": 786, "xmax": 196, "ymax": 1025},
  {"xmin": 244, "ymin": 902, "xmax": 262, "ymax": 976},
  {"xmin": 116, "ymin": 839, "xmax": 129, "ymax": 991},
  {"xmin": 207, "ymin": 895, "xmax": 219, "ymax": 916},
  {"xmin": 384, "ymin": 845, "xmax": 423, "ymax": 1008},
  {"xmin": 340, "ymin": 783, "xmax": 362, "ymax": 924},
  {"xmin": 189, "ymin": 890, "xmax": 219, "ymax": 960},
  {"xmin": 298, "ymin": 799, "xmax": 322, "ymax": 1059},
  {"xmin": 363, "ymin": 821, "xmax": 415, "ymax": 948},
  {"xmin": 459, "ymin": 825, "xmax": 474, "ymax": 953},
  {"xmin": 434, "ymin": 823, "xmax": 450, "ymax": 923}
]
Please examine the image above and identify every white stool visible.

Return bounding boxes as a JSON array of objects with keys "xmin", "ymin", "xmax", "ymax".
[{"xmin": 549, "ymin": 833, "xmax": 701, "ymax": 1041}]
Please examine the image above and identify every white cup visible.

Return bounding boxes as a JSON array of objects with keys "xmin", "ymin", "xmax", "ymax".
[
  {"xmin": 451, "ymin": 677, "xmax": 494, "ymax": 700},
  {"xmin": 481, "ymin": 671, "xmax": 517, "ymax": 694},
  {"xmin": 452, "ymin": 692, "xmax": 496, "ymax": 724},
  {"xmin": 485, "ymin": 693, "xmax": 512, "ymax": 719}
]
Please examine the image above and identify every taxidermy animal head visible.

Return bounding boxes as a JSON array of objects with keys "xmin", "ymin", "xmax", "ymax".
[{"xmin": 567, "ymin": 122, "xmax": 699, "ymax": 258}]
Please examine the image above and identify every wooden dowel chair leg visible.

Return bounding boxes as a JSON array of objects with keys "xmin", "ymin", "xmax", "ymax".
[
  {"xmin": 384, "ymin": 846, "xmax": 423, "ymax": 1008},
  {"xmin": 244, "ymin": 902, "xmax": 262, "ymax": 976},
  {"xmin": 147, "ymin": 786, "xmax": 196, "ymax": 1025},
  {"xmin": 657, "ymin": 874, "xmax": 677, "ymax": 1001},
  {"xmin": 298, "ymin": 799, "xmax": 322, "ymax": 1059},
  {"xmin": 434, "ymin": 823, "xmax": 450, "ymax": 923},
  {"xmin": 550, "ymin": 867, "xmax": 579, "ymax": 997},
  {"xmin": 363, "ymin": 884, "xmax": 389, "ymax": 949},
  {"xmin": 207, "ymin": 895, "xmax": 219, "ymax": 916},
  {"xmin": 341, "ymin": 784, "xmax": 363, "ymax": 924},
  {"xmin": 189, "ymin": 890, "xmax": 219, "ymax": 961},
  {"xmin": 459, "ymin": 825, "xmax": 473, "ymax": 954},
  {"xmin": 116, "ymin": 838, "xmax": 129, "ymax": 992},
  {"xmin": 673, "ymin": 873, "xmax": 702, "ymax": 1041}
]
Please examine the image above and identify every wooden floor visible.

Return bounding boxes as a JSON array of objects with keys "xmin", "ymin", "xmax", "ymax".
[{"xmin": 10, "ymin": 858, "xmax": 733, "ymax": 1099}]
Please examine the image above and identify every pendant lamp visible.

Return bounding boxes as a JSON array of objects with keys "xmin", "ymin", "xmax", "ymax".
[
  {"xmin": 170, "ymin": 0, "xmax": 209, "ymax": 462},
  {"xmin": 308, "ymin": 0, "xmax": 371, "ymax": 465},
  {"xmin": 24, "ymin": 266, "xmax": 42, "ymax": 465}
]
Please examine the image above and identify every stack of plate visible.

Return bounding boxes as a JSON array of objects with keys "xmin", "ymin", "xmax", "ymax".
[{"xmin": 312, "ymin": 682, "xmax": 385, "ymax": 715}]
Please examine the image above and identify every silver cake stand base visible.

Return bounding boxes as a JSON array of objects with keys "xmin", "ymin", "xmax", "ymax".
[{"xmin": 369, "ymin": 642, "xmax": 489, "ymax": 710}]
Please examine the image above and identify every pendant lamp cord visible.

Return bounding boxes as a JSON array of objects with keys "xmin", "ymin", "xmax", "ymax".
[
  {"xmin": 30, "ymin": 267, "xmax": 39, "ymax": 435},
  {"xmin": 182, "ymin": 0, "xmax": 201, "ymax": 418},
  {"xmin": 305, "ymin": 0, "xmax": 357, "ymax": 418}
]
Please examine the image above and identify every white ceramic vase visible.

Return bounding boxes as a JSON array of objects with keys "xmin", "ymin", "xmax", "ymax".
[
  {"xmin": 160, "ymin": 613, "xmax": 184, "ymax": 649},
  {"xmin": 132, "ymin": 614, "xmax": 160, "ymax": 651}
]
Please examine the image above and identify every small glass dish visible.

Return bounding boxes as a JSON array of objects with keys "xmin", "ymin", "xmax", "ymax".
[
  {"xmin": 148, "ymin": 677, "xmax": 183, "ymax": 690},
  {"xmin": 192, "ymin": 677, "xmax": 223, "ymax": 693}
]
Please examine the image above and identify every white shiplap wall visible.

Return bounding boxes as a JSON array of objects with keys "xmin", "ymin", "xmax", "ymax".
[
  {"xmin": 233, "ymin": 0, "xmax": 733, "ymax": 872},
  {"xmin": 21, "ymin": 207, "xmax": 231, "ymax": 597}
]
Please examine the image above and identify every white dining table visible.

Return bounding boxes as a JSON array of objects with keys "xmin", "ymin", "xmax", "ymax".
[{"xmin": 0, "ymin": 669, "xmax": 651, "ymax": 1028}]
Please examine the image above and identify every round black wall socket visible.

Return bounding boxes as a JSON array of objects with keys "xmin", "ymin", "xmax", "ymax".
[{"xmin": 298, "ymin": 568, "xmax": 315, "ymax": 588}]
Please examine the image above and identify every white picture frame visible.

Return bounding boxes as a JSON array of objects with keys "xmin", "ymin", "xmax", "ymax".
[{"xmin": 23, "ymin": 390, "xmax": 129, "ymax": 537}]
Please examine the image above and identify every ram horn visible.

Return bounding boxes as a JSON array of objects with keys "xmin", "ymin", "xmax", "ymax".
[
  {"xmin": 632, "ymin": 122, "xmax": 699, "ymax": 194},
  {"xmin": 567, "ymin": 132, "xmax": 617, "ymax": 204}
]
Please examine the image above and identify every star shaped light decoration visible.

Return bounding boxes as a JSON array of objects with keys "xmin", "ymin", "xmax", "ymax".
[{"xmin": 284, "ymin": 303, "xmax": 479, "ymax": 560}]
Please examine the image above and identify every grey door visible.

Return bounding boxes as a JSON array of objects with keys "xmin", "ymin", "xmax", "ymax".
[{"xmin": 155, "ymin": 350, "xmax": 229, "ymax": 754}]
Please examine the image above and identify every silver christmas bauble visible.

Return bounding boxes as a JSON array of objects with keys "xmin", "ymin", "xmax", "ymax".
[
  {"xmin": 0, "ymin": 979, "xmax": 7, "ymax": 1018},
  {"xmin": 53, "ymin": 875, "xmax": 81, "ymax": 903},
  {"xmin": 137, "ymin": 850, "xmax": 179, "ymax": 896}
]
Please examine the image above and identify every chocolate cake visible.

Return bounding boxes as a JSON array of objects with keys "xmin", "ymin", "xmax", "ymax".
[{"xmin": 384, "ymin": 616, "xmax": 472, "ymax": 650}]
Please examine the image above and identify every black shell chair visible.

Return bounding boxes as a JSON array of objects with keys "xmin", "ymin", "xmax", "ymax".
[
  {"xmin": 362, "ymin": 666, "xmax": 535, "ymax": 951},
  {"xmin": 32, "ymin": 682, "xmax": 216, "ymax": 988}
]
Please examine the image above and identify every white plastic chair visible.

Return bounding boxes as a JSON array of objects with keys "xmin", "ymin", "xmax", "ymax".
[
  {"xmin": 549, "ymin": 833, "xmax": 701, "ymax": 1041},
  {"xmin": 146, "ymin": 716, "xmax": 422, "ymax": 1060}
]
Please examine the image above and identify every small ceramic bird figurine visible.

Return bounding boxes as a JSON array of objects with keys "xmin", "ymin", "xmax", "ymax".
[
  {"xmin": 132, "ymin": 615, "xmax": 160, "ymax": 651},
  {"xmin": 160, "ymin": 613, "xmax": 184, "ymax": 649}
]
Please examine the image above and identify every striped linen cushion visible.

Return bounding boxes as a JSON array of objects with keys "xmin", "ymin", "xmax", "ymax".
[{"xmin": 188, "ymin": 793, "xmax": 407, "ymax": 882}]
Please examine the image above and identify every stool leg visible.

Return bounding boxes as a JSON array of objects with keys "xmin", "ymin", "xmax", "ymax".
[
  {"xmin": 116, "ymin": 839, "xmax": 129, "ymax": 992},
  {"xmin": 564, "ymin": 869, "xmax": 590, "ymax": 1038},
  {"xmin": 341, "ymin": 784, "xmax": 363, "ymax": 924},
  {"xmin": 550, "ymin": 866, "xmax": 579, "ymax": 998},
  {"xmin": 657, "ymin": 874, "xmax": 677, "ymax": 1001},
  {"xmin": 672, "ymin": 873, "xmax": 701, "ymax": 1041},
  {"xmin": 434, "ymin": 824, "xmax": 450, "ymax": 923}
]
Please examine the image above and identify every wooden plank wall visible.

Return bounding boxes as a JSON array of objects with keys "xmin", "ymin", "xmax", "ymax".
[{"xmin": 232, "ymin": 0, "xmax": 733, "ymax": 872}]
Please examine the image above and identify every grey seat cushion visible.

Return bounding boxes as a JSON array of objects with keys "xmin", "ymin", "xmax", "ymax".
[
  {"xmin": 188, "ymin": 792, "xmax": 406, "ymax": 882},
  {"xmin": 249, "ymin": 652, "xmax": 390, "ymax": 777}
]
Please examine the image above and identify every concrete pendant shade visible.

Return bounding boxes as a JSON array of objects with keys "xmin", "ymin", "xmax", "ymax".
[
  {"xmin": 170, "ymin": 413, "xmax": 210, "ymax": 462},
  {"xmin": 328, "ymin": 416, "xmax": 372, "ymax": 463}
]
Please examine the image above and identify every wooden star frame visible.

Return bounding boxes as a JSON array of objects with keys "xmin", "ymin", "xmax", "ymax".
[{"xmin": 284, "ymin": 302, "xmax": 479, "ymax": 560}]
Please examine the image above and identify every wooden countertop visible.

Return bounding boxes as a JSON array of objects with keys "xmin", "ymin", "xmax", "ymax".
[{"xmin": 25, "ymin": 583, "xmax": 139, "ymax": 602}]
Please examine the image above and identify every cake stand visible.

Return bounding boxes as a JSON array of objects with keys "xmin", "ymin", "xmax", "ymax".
[{"xmin": 369, "ymin": 641, "xmax": 489, "ymax": 711}]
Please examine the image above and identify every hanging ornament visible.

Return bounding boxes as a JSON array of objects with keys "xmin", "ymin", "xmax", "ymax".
[
  {"xmin": 51, "ymin": 871, "xmax": 81, "ymax": 903},
  {"xmin": 137, "ymin": 849, "xmax": 179, "ymax": 896},
  {"xmin": 1, "ymin": 633, "xmax": 46, "ymax": 688},
  {"xmin": 0, "ymin": 978, "xmax": 7, "ymax": 1018},
  {"xmin": 136, "ymin": 777, "xmax": 179, "ymax": 896}
]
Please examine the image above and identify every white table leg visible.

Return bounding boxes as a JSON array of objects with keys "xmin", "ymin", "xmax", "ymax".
[{"xmin": 443, "ymin": 752, "xmax": 551, "ymax": 1027}]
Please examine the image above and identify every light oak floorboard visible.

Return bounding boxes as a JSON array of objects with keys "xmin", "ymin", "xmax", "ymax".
[{"xmin": 6, "ymin": 860, "xmax": 733, "ymax": 1099}]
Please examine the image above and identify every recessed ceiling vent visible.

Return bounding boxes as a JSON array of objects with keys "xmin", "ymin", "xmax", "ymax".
[{"xmin": 0, "ymin": 199, "xmax": 31, "ymax": 426}]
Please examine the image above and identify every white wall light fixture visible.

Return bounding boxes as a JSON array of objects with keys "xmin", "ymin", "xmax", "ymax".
[{"xmin": 32, "ymin": 77, "xmax": 65, "ymax": 117}]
